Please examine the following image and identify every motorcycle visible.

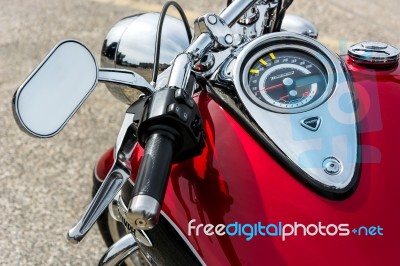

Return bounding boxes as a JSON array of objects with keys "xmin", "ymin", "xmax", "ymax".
[{"xmin": 11, "ymin": 0, "xmax": 400, "ymax": 265}]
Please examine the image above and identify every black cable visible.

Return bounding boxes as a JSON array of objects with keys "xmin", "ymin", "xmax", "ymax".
[
  {"xmin": 151, "ymin": 1, "xmax": 192, "ymax": 85},
  {"xmin": 274, "ymin": 0, "xmax": 293, "ymax": 31}
]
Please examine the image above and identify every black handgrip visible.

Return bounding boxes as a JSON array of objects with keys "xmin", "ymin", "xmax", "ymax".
[
  {"xmin": 126, "ymin": 131, "xmax": 176, "ymax": 230},
  {"xmin": 133, "ymin": 132, "xmax": 175, "ymax": 201},
  {"xmin": 126, "ymin": 88, "xmax": 204, "ymax": 230}
]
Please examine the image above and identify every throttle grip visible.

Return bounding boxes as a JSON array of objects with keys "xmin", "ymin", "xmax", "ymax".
[{"xmin": 127, "ymin": 131, "xmax": 175, "ymax": 230}]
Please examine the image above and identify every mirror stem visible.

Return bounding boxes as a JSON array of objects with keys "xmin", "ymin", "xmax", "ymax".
[{"xmin": 98, "ymin": 68, "xmax": 155, "ymax": 96}]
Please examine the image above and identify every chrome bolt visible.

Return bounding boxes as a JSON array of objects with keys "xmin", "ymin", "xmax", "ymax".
[
  {"xmin": 118, "ymin": 153, "xmax": 125, "ymax": 161},
  {"xmin": 146, "ymin": 254, "xmax": 154, "ymax": 263},
  {"xmin": 135, "ymin": 219, "xmax": 146, "ymax": 227},
  {"xmin": 207, "ymin": 15, "xmax": 217, "ymax": 25},
  {"xmin": 225, "ymin": 34, "xmax": 233, "ymax": 44},
  {"xmin": 322, "ymin": 157, "xmax": 342, "ymax": 175}
]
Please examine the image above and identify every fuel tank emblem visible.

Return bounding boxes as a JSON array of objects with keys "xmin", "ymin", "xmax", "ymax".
[{"xmin": 301, "ymin": 117, "xmax": 322, "ymax": 131}]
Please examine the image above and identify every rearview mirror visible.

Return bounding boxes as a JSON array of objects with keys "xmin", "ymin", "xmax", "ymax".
[{"xmin": 12, "ymin": 40, "xmax": 98, "ymax": 138}]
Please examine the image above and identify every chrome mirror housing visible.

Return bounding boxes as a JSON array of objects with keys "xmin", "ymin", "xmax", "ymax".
[
  {"xmin": 101, "ymin": 13, "xmax": 192, "ymax": 104},
  {"xmin": 13, "ymin": 40, "xmax": 98, "ymax": 138},
  {"xmin": 13, "ymin": 40, "xmax": 154, "ymax": 138},
  {"xmin": 281, "ymin": 14, "xmax": 318, "ymax": 38}
]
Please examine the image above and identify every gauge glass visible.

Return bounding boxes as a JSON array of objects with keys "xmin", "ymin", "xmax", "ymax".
[{"xmin": 245, "ymin": 49, "xmax": 330, "ymax": 112}]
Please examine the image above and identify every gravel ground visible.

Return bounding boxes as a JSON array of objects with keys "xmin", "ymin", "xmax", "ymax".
[{"xmin": 0, "ymin": 0, "xmax": 398, "ymax": 265}]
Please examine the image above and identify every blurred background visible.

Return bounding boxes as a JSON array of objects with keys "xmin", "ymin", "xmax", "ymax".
[{"xmin": 0, "ymin": 0, "xmax": 398, "ymax": 264}]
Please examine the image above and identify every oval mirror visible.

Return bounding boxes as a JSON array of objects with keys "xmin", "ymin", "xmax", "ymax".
[{"xmin": 12, "ymin": 40, "xmax": 98, "ymax": 138}]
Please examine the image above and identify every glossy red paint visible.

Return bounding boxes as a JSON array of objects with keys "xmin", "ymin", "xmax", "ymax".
[
  {"xmin": 95, "ymin": 59, "xmax": 400, "ymax": 265},
  {"xmin": 95, "ymin": 147, "xmax": 114, "ymax": 181}
]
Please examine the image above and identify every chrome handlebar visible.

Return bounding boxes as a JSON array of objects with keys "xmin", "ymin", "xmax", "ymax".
[
  {"xmin": 167, "ymin": 0, "xmax": 257, "ymax": 93},
  {"xmin": 126, "ymin": 0, "xmax": 259, "ymax": 230},
  {"xmin": 67, "ymin": 0, "xmax": 259, "ymax": 242}
]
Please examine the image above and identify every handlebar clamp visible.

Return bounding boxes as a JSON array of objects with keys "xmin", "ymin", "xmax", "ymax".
[{"xmin": 194, "ymin": 13, "xmax": 239, "ymax": 49}]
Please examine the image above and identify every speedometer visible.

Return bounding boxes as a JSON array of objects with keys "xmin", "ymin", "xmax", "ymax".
[{"xmin": 242, "ymin": 45, "xmax": 335, "ymax": 113}]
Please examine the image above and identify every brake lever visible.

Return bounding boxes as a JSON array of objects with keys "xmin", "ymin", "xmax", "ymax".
[{"xmin": 67, "ymin": 98, "xmax": 146, "ymax": 243}]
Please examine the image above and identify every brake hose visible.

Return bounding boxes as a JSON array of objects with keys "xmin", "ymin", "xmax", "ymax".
[{"xmin": 151, "ymin": 1, "xmax": 192, "ymax": 85}]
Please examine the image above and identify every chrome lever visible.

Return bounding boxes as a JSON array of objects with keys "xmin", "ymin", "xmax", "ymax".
[
  {"xmin": 68, "ymin": 166, "xmax": 130, "ymax": 243},
  {"xmin": 67, "ymin": 109, "xmax": 139, "ymax": 244},
  {"xmin": 98, "ymin": 68, "xmax": 155, "ymax": 95}
]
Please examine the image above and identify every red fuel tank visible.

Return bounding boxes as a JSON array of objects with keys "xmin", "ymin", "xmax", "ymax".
[{"xmin": 96, "ymin": 58, "xmax": 400, "ymax": 266}]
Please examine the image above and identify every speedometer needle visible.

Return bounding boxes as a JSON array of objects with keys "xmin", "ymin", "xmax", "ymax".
[
  {"xmin": 256, "ymin": 83, "xmax": 283, "ymax": 92},
  {"xmin": 280, "ymin": 95, "xmax": 289, "ymax": 100},
  {"xmin": 280, "ymin": 91, "xmax": 310, "ymax": 100}
]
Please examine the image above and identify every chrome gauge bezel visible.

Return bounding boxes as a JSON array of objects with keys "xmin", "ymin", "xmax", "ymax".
[
  {"xmin": 225, "ymin": 32, "xmax": 360, "ymax": 197},
  {"xmin": 235, "ymin": 35, "xmax": 337, "ymax": 114}
]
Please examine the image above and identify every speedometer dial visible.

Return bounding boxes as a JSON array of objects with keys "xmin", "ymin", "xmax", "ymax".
[{"xmin": 243, "ymin": 47, "xmax": 334, "ymax": 113}]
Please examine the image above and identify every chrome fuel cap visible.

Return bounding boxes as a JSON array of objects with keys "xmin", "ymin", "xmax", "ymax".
[{"xmin": 348, "ymin": 41, "xmax": 399, "ymax": 67}]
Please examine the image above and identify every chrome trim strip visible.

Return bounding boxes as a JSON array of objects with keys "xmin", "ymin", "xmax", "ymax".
[
  {"xmin": 160, "ymin": 211, "xmax": 207, "ymax": 266},
  {"xmin": 94, "ymin": 165, "xmax": 104, "ymax": 183}
]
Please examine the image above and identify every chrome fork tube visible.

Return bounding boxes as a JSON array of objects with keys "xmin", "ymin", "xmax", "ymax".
[
  {"xmin": 220, "ymin": 0, "xmax": 257, "ymax": 26},
  {"xmin": 98, "ymin": 234, "xmax": 139, "ymax": 266}
]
